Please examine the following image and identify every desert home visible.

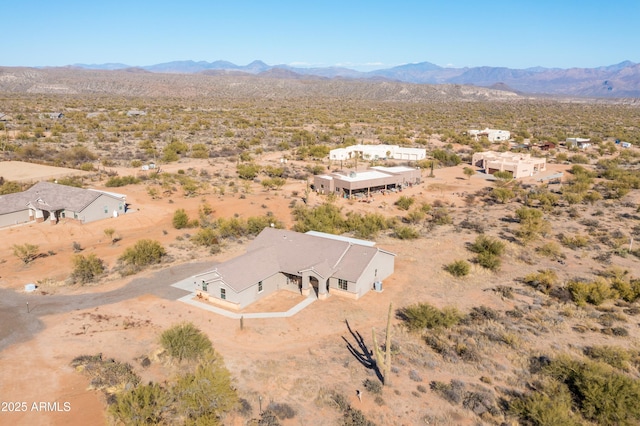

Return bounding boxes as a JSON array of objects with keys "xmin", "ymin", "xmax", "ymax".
[
  {"xmin": 471, "ymin": 151, "xmax": 546, "ymax": 179},
  {"xmin": 0, "ymin": 181, "xmax": 126, "ymax": 228},
  {"xmin": 565, "ymin": 137, "xmax": 592, "ymax": 149},
  {"xmin": 313, "ymin": 166, "xmax": 421, "ymax": 197},
  {"xmin": 190, "ymin": 228, "xmax": 395, "ymax": 310},
  {"xmin": 469, "ymin": 128, "xmax": 511, "ymax": 142},
  {"xmin": 329, "ymin": 144, "xmax": 426, "ymax": 162}
]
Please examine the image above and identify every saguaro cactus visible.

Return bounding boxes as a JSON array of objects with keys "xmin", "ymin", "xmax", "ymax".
[{"xmin": 372, "ymin": 302, "xmax": 393, "ymax": 385}]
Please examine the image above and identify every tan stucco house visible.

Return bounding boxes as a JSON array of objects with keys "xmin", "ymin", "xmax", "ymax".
[
  {"xmin": 314, "ymin": 166, "xmax": 421, "ymax": 197},
  {"xmin": 0, "ymin": 181, "xmax": 126, "ymax": 228},
  {"xmin": 192, "ymin": 228, "xmax": 395, "ymax": 310},
  {"xmin": 471, "ymin": 151, "xmax": 546, "ymax": 179}
]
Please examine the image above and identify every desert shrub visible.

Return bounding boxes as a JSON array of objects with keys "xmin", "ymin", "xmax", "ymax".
[
  {"xmin": 515, "ymin": 207, "xmax": 551, "ymax": 242},
  {"xmin": 398, "ymin": 303, "xmax": 462, "ymax": 331},
  {"xmin": 430, "ymin": 380, "xmax": 466, "ymax": 405},
  {"xmin": 536, "ymin": 242, "xmax": 563, "ymax": 259},
  {"xmin": 292, "ymin": 202, "xmax": 346, "ymax": 234},
  {"xmin": 12, "ymin": 243, "xmax": 39, "ymax": 264},
  {"xmin": 109, "ymin": 382, "xmax": 171, "ymax": 426},
  {"xmin": 172, "ymin": 209, "xmax": 190, "ymax": 229},
  {"xmin": 444, "ymin": 260, "xmax": 470, "ymax": 277},
  {"xmin": 510, "ymin": 377, "xmax": 580, "ymax": 426},
  {"xmin": 71, "ymin": 254, "xmax": 106, "ymax": 284},
  {"xmin": 265, "ymin": 402, "xmax": 296, "ymax": 420},
  {"xmin": 432, "ymin": 149, "xmax": 461, "ymax": 166},
  {"xmin": 394, "ymin": 195, "xmax": 415, "ymax": 211},
  {"xmin": 363, "ymin": 378, "xmax": 382, "ymax": 395},
  {"xmin": 190, "ymin": 228, "xmax": 220, "ymax": 248},
  {"xmin": 345, "ymin": 212, "xmax": 393, "ymax": 239},
  {"xmin": 543, "ymin": 355, "xmax": 640, "ymax": 425},
  {"xmin": 491, "ymin": 187, "xmax": 514, "ymax": 203},
  {"xmin": 430, "ymin": 207, "xmax": 452, "ymax": 225},
  {"xmin": 172, "ymin": 352, "xmax": 238, "ymax": 421},
  {"xmin": 583, "ymin": 346, "xmax": 631, "ymax": 371},
  {"xmin": 160, "ymin": 322, "xmax": 212, "ymax": 362},
  {"xmin": 468, "ymin": 234, "xmax": 504, "ymax": 257},
  {"xmin": 611, "ymin": 278, "xmax": 640, "ymax": 303},
  {"xmin": 466, "ymin": 305, "xmax": 500, "ymax": 323},
  {"xmin": 392, "ymin": 224, "xmax": 420, "ymax": 240},
  {"xmin": 0, "ymin": 180, "xmax": 22, "ymax": 194},
  {"xmin": 476, "ymin": 251, "xmax": 501, "ymax": 271},
  {"xmin": 105, "ymin": 175, "xmax": 140, "ymax": 187},
  {"xmin": 261, "ymin": 177, "xmax": 286, "ymax": 190},
  {"xmin": 560, "ymin": 234, "xmax": 589, "ymax": 249},
  {"xmin": 119, "ymin": 239, "xmax": 166, "ymax": 267},
  {"xmin": 523, "ymin": 269, "xmax": 559, "ymax": 294},
  {"xmin": 237, "ymin": 163, "xmax": 261, "ymax": 180},
  {"xmin": 567, "ymin": 278, "xmax": 616, "ymax": 306}
]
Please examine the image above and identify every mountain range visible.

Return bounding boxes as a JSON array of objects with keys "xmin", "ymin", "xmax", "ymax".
[{"xmin": 68, "ymin": 59, "xmax": 640, "ymax": 98}]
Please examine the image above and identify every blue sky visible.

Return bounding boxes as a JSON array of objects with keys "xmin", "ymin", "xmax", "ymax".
[{"xmin": 4, "ymin": 0, "xmax": 639, "ymax": 70}]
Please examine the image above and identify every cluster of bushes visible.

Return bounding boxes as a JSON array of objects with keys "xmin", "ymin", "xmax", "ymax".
[
  {"xmin": 398, "ymin": 303, "xmax": 462, "ymax": 331},
  {"xmin": 524, "ymin": 267, "xmax": 640, "ymax": 306},
  {"xmin": 105, "ymin": 175, "xmax": 140, "ymax": 187},
  {"xmin": 468, "ymin": 234, "xmax": 505, "ymax": 271},
  {"xmin": 107, "ymin": 323, "xmax": 238, "ymax": 425},
  {"xmin": 118, "ymin": 239, "xmax": 166, "ymax": 275},
  {"xmin": 293, "ymin": 202, "xmax": 423, "ymax": 240},
  {"xmin": 511, "ymin": 354, "xmax": 640, "ymax": 425}
]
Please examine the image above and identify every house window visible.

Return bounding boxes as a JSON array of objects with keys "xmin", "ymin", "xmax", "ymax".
[
  {"xmin": 104, "ymin": 206, "xmax": 108, "ymax": 213},
  {"xmin": 338, "ymin": 279, "xmax": 348, "ymax": 291},
  {"xmin": 119, "ymin": 203, "xmax": 124, "ymax": 211},
  {"xmin": 258, "ymin": 281, "xmax": 263, "ymax": 293},
  {"xmin": 201, "ymin": 280, "xmax": 208, "ymax": 291},
  {"xmin": 220, "ymin": 288, "xmax": 226, "ymax": 300}
]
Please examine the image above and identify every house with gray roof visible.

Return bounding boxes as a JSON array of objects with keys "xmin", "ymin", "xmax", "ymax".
[
  {"xmin": 191, "ymin": 228, "xmax": 395, "ymax": 310},
  {"xmin": 0, "ymin": 181, "xmax": 126, "ymax": 228}
]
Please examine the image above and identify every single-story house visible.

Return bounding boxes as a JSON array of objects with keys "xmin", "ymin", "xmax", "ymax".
[
  {"xmin": 314, "ymin": 166, "xmax": 421, "ymax": 197},
  {"xmin": 469, "ymin": 128, "xmax": 511, "ymax": 142},
  {"xmin": 471, "ymin": 151, "xmax": 546, "ymax": 179},
  {"xmin": 329, "ymin": 144, "xmax": 426, "ymax": 162},
  {"xmin": 565, "ymin": 137, "xmax": 591, "ymax": 149},
  {"xmin": 192, "ymin": 228, "xmax": 395, "ymax": 310},
  {"xmin": 0, "ymin": 181, "xmax": 126, "ymax": 228},
  {"xmin": 0, "ymin": 113, "xmax": 12, "ymax": 122}
]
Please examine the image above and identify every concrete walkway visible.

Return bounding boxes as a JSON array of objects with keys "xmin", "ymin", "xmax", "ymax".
[{"xmin": 171, "ymin": 278, "xmax": 317, "ymax": 319}]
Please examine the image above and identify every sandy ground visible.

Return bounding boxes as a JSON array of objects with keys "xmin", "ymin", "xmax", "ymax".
[
  {"xmin": 2, "ymin": 157, "xmax": 635, "ymax": 425},
  {"xmin": 0, "ymin": 161, "xmax": 91, "ymax": 183}
]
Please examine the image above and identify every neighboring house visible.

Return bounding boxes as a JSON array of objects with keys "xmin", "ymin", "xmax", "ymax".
[
  {"xmin": 329, "ymin": 144, "xmax": 426, "ymax": 162},
  {"xmin": 314, "ymin": 166, "xmax": 421, "ymax": 197},
  {"xmin": 0, "ymin": 181, "xmax": 126, "ymax": 228},
  {"xmin": 537, "ymin": 142, "xmax": 556, "ymax": 151},
  {"xmin": 565, "ymin": 137, "xmax": 591, "ymax": 149},
  {"xmin": 471, "ymin": 151, "xmax": 546, "ymax": 179},
  {"xmin": 469, "ymin": 128, "xmax": 511, "ymax": 142},
  {"xmin": 45, "ymin": 112, "xmax": 64, "ymax": 119},
  {"xmin": 127, "ymin": 110, "xmax": 147, "ymax": 117},
  {"xmin": 0, "ymin": 113, "xmax": 12, "ymax": 121},
  {"xmin": 192, "ymin": 228, "xmax": 395, "ymax": 310}
]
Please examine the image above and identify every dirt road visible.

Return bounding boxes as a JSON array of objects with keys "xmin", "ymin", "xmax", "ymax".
[{"xmin": 0, "ymin": 261, "xmax": 210, "ymax": 352}]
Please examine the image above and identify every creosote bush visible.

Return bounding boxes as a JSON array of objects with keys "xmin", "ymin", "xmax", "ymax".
[
  {"xmin": 160, "ymin": 322, "xmax": 213, "ymax": 362},
  {"xmin": 119, "ymin": 239, "xmax": 166, "ymax": 267},
  {"xmin": 444, "ymin": 260, "xmax": 470, "ymax": 277},
  {"xmin": 71, "ymin": 253, "xmax": 106, "ymax": 284},
  {"xmin": 12, "ymin": 243, "xmax": 39, "ymax": 264},
  {"xmin": 398, "ymin": 303, "xmax": 462, "ymax": 331}
]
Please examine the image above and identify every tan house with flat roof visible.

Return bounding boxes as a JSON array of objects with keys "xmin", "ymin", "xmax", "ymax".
[
  {"xmin": 191, "ymin": 228, "xmax": 395, "ymax": 310},
  {"xmin": 314, "ymin": 166, "xmax": 421, "ymax": 197},
  {"xmin": 471, "ymin": 151, "xmax": 546, "ymax": 179}
]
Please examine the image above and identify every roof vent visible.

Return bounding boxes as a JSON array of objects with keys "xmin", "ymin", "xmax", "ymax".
[{"xmin": 349, "ymin": 172, "xmax": 356, "ymax": 178}]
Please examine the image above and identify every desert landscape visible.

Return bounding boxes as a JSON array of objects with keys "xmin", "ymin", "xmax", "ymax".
[{"xmin": 1, "ymin": 73, "xmax": 640, "ymax": 425}]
